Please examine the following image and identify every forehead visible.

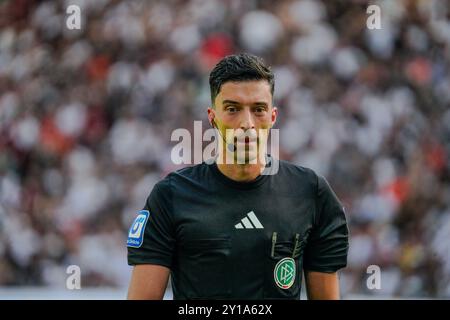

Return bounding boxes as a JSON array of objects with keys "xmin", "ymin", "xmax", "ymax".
[{"xmin": 216, "ymin": 80, "xmax": 272, "ymax": 105}]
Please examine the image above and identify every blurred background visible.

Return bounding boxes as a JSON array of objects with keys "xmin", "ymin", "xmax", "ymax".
[{"xmin": 0, "ymin": 0, "xmax": 449, "ymax": 299}]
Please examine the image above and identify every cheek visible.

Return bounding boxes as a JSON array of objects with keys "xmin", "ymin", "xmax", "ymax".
[
  {"xmin": 221, "ymin": 114, "xmax": 236, "ymax": 124},
  {"xmin": 257, "ymin": 116, "xmax": 273, "ymax": 128}
]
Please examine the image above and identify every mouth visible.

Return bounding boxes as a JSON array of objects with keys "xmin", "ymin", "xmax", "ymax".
[{"xmin": 235, "ymin": 136, "xmax": 258, "ymax": 145}]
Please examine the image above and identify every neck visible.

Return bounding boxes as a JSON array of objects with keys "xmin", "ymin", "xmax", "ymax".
[{"xmin": 215, "ymin": 151, "xmax": 267, "ymax": 182}]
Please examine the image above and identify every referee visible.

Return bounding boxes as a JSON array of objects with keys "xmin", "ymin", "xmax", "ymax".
[{"xmin": 127, "ymin": 53, "xmax": 349, "ymax": 300}]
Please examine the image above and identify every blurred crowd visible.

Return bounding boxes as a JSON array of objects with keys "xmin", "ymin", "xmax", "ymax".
[{"xmin": 0, "ymin": 0, "xmax": 449, "ymax": 297}]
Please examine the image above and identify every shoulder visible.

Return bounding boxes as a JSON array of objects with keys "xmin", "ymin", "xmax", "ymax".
[
  {"xmin": 145, "ymin": 165, "xmax": 203, "ymax": 208},
  {"xmin": 152, "ymin": 163, "xmax": 208, "ymax": 192},
  {"xmin": 171, "ymin": 162, "xmax": 208, "ymax": 177},
  {"xmin": 277, "ymin": 159, "xmax": 320, "ymax": 190},
  {"xmin": 277, "ymin": 160, "xmax": 336, "ymax": 195},
  {"xmin": 167, "ymin": 162, "xmax": 209, "ymax": 183}
]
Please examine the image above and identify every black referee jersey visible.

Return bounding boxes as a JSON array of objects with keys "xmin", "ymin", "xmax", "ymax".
[{"xmin": 127, "ymin": 156, "xmax": 349, "ymax": 299}]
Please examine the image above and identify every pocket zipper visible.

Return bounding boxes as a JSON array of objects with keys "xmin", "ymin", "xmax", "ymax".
[{"xmin": 292, "ymin": 233, "xmax": 300, "ymax": 258}]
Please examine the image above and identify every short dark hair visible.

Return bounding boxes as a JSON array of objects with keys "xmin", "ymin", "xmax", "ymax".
[{"xmin": 209, "ymin": 53, "xmax": 275, "ymax": 106}]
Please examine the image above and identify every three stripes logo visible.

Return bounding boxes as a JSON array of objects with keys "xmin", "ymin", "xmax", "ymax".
[{"xmin": 235, "ymin": 211, "xmax": 264, "ymax": 229}]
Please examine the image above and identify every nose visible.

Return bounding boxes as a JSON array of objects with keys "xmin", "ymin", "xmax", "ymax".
[{"xmin": 240, "ymin": 108, "xmax": 255, "ymax": 130}]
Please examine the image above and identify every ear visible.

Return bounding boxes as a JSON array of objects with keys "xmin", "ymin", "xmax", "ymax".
[
  {"xmin": 271, "ymin": 106, "xmax": 278, "ymax": 127},
  {"xmin": 207, "ymin": 107, "xmax": 215, "ymax": 127}
]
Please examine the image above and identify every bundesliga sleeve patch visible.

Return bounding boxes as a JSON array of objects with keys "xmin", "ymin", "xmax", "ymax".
[{"xmin": 127, "ymin": 210, "xmax": 150, "ymax": 248}]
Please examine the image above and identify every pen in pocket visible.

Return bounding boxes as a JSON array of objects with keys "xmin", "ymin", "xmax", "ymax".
[{"xmin": 271, "ymin": 232, "xmax": 277, "ymax": 258}]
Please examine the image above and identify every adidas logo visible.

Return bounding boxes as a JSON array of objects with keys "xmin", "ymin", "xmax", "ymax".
[{"xmin": 235, "ymin": 211, "xmax": 264, "ymax": 229}]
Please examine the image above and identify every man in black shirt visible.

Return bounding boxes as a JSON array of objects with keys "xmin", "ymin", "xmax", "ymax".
[{"xmin": 127, "ymin": 53, "xmax": 349, "ymax": 300}]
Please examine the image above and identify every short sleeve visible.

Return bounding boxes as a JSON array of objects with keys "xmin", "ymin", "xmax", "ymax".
[
  {"xmin": 127, "ymin": 176, "xmax": 175, "ymax": 269},
  {"xmin": 303, "ymin": 174, "xmax": 349, "ymax": 273}
]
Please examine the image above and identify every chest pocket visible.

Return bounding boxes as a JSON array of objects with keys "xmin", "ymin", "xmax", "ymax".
[
  {"xmin": 178, "ymin": 238, "xmax": 231, "ymax": 299},
  {"xmin": 263, "ymin": 232, "xmax": 308, "ymax": 299}
]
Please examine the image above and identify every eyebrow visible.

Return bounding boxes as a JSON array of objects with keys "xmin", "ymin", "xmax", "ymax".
[{"xmin": 222, "ymin": 100, "xmax": 268, "ymax": 106}]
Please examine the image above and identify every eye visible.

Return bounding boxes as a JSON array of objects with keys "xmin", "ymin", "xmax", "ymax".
[
  {"xmin": 226, "ymin": 106, "xmax": 237, "ymax": 113},
  {"xmin": 255, "ymin": 107, "xmax": 266, "ymax": 114}
]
